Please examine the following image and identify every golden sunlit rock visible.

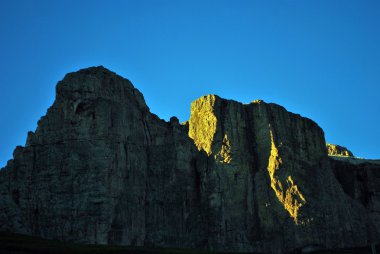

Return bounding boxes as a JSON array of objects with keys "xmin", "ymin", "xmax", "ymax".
[
  {"xmin": 188, "ymin": 95, "xmax": 218, "ymax": 155},
  {"xmin": 268, "ymin": 127, "xmax": 306, "ymax": 224},
  {"xmin": 326, "ymin": 143, "xmax": 354, "ymax": 157},
  {"xmin": 214, "ymin": 133, "xmax": 232, "ymax": 163}
]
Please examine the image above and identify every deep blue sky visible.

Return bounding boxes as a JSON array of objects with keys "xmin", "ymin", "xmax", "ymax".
[{"xmin": 0, "ymin": 0, "xmax": 379, "ymax": 167}]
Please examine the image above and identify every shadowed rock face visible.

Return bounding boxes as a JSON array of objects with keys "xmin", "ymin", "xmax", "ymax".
[
  {"xmin": 0, "ymin": 67, "xmax": 206, "ymax": 248},
  {"xmin": 0, "ymin": 66, "xmax": 379, "ymax": 253},
  {"xmin": 330, "ymin": 157, "xmax": 380, "ymax": 243}
]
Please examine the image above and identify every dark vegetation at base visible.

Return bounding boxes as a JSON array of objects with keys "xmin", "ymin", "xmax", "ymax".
[
  {"xmin": 0, "ymin": 232, "xmax": 377, "ymax": 254},
  {"xmin": 0, "ymin": 232, "xmax": 243, "ymax": 254}
]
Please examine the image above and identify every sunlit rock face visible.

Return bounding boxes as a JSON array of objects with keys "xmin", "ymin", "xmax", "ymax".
[
  {"xmin": 188, "ymin": 95, "xmax": 370, "ymax": 252},
  {"xmin": 326, "ymin": 143, "xmax": 354, "ymax": 157},
  {"xmin": 0, "ymin": 66, "xmax": 378, "ymax": 253}
]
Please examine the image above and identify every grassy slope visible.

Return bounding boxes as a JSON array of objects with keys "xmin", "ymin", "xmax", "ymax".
[{"xmin": 0, "ymin": 232, "xmax": 377, "ymax": 254}]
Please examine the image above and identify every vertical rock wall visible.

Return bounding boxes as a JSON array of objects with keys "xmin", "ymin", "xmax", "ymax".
[
  {"xmin": 330, "ymin": 157, "xmax": 380, "ymax": 243},
  {"xmin": 0, "ymin": 67, "xmax": 205, "ymax": 248},
  {"xmin": 188, "ymin": 95, "xmax": 370, "ymax": 252},
  {"xmin": 0, "ymin": 66, "xmax": 378, "ymax": 253}
]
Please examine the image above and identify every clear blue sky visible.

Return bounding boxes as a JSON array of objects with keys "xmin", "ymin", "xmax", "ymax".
[{"xmin": 0, "ymin": 0, "xmax": 379, "ymax": 167}]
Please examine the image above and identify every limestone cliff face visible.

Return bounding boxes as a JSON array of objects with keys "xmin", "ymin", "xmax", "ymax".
[
  {"xmin": 188, "ymin": 96, "xmax": 370, "ymax": 252},
  {"xmin": 0, "ymin": 67, "xmax": 206, "ymax": 248},
  {"xmin": 0, "ymin": 66, "xmax": 378, "ymax": 253}
]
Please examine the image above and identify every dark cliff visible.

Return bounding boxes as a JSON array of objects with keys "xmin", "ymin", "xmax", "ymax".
[{"xmin": 0, "ymin": 66, "xmax": 379, "ymax": 253}]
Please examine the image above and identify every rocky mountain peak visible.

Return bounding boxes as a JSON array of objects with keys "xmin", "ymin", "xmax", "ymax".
[
  {"xmin": 55, "ymin": 66, "xmax": 148, "ymax": 111},
  {"xmin": 0, "ymin": 67, "xmax": 379, "ymax": 253}
]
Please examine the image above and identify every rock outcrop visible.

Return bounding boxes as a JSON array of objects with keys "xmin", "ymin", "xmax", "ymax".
[
  {"xmin": 0, "ymin": 66, "xmax": 379, "ymax": 253},
  {"xmin": 326, "ymin": 143, "xmax": 354, "ymax": 157}
]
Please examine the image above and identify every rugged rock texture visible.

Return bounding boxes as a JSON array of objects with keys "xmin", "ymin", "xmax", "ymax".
[
  {"xmin": 0, "ymin": 67, "xmax": 206, "ymax": 248},
  {"xmin": 0, "ymin": 66, "xmax": 379, "ymax": 253},
  {"xmin": 326, "ymin": 143, "xmax": 354, "ymax": 157},
  {"xmin": 188, "ymin": 96, "xmax": 371, "ymax": 252},
  {"xmin": 330, "ymin": 156, "xmax": 380, "ymax": 243}
]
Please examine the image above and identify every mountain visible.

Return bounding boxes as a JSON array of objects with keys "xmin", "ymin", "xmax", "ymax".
[{"xmin": 0, "ymin": 66, "xmax": 379, "ymax": 253}]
